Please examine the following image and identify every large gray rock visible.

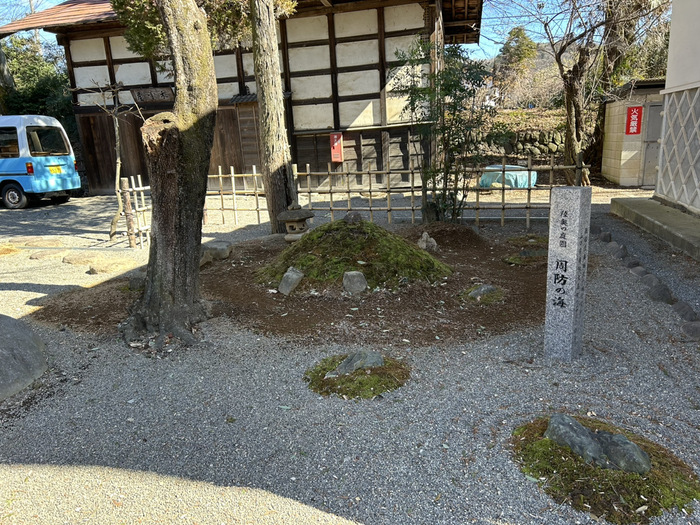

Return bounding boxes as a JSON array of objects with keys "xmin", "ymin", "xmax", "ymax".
[
  {"xmin": 279, "ymin": 267, "xmax": 304, "ymax": 296},
  {"xmin": 0, "ymin": 315, "xmax": 48, "ymax": 402},
  {"xmin": 417, "ymin": 232, "xmax": 438, "ymax": 252},
  {"xmin": 202, "ymin": 241, "xmax": 233, "ymax": 261},
  {"xmin": 673, "ymin": 301, "xmax": 698, "ymax": 322},
  {"xmin": 324, "ymin": 350, "xmax": 384, "ymax": 379},
  {"xmin": 544, "ymin": 414, "xmax": 651, "ymax": 475},
  {"xmin": 343, "ymin": 271, "xmax": 367, "ymax": 295},
  {"xmin": 640, "ymin": 273, "xmax": 661, "ymax": 288},
  {"xmin": 647, "ymin": 284, "xmax": 674, "ymax": 304}
]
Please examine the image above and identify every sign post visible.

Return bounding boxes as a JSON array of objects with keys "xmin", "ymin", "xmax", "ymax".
[{"xmin": 544, "ymin": 186, "xmax": 592, "ymax": 361}]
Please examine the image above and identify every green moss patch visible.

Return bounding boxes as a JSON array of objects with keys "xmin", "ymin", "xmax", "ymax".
[
  {"xmin": 304, "ymin": 354, "xmax": 411, "ymax": 399},
  {"xmin": 512, "ymin": 416, "xmax": 700, "ymax": 524},
  {"xmin": 257, "ymin": 220, "xmax": 452, "ymax": 289}
]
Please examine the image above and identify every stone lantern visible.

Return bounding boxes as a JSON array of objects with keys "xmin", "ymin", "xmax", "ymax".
[{"xmin": 277, "ymin": 202, "xmax": 315, "ymax": 242}]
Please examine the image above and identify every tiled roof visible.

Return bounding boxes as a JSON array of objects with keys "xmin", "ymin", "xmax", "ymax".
[{"xmin": 0, "ymin": 0, "xmax": 116, "ymax": 38}]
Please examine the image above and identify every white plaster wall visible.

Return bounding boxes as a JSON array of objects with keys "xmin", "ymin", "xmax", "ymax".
[
  {"xmin": 385, "ymin": 36, "xmax": 419, "ymax": 63},
  {"xmin": 214, "ymin": 54, "xmax": 238, "ymax": 79},
  {"xmin": 665, "ymin": 0, "xmax": 700, "ymax": 92},
  {"xmin": 386, "ymin": 95, "xmax": 411, "ymax": 124},
  {"xmin": 114, "ymin": 63, "xmax": 151, "ymax": 86},
  {"xmin": 77, "ymin": 92, "xmax": 112, "ymax": 106},
  {"xmin": 336, "ymin": 40, "xmax": 378, "ymax": 67},
  {"xmin": 242, "ymin": 53, "xmax": 255, "ymax": 76},
  {"xmin": 70, "ymin": 39, "xmax": 106, "ymax": 62},
  {"xmin": 217, "ymin": 82, "xmax": 239, "ymax": 100},
  {"xmin": 245, "ymin": 81, "xmax": 257, "ymax": 95},
  {"xmin": 338, "ymin": 71, "xmax": 380, "ymax": 96},
  {"xmin": 286, "ymin": 15, "xmax": 328, "ymax": 43},
  {"xmin": 156, "ymin": 61, "xmax": 173, "ymax": 84},
  {"xmin": 73, "ymin": 65, "xmax": 110, "ymax": 88},
  {"xmin": 334, "ymin": 9, "xmax": 378, "ymax": 37},
  {"xmin": 291, "ymin": 76, "xmax": 332, "ymax": 100},
  {"xmin": 288, "ymin": 46, "xmax": 331, "ymax": 72},
  {"xmin": 339, "ymin": 100, "xmax": 381, "ymax": 128},
  {"xmin": 384, "ymin": 4, "xmax": 425, "ymax": 32},
  {"xmin": 118, "ymin": 90, "xmax": 135, "ymax": 105},
  {"xmin": 293, "ymin": 104, "xmax": 334, "ymax": 130},
  {"xmin": 109, "ymin": 36, "xmax": 138, "ymax": 60}
]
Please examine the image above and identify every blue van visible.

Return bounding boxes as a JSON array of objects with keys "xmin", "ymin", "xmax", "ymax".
[{"xmin": 0, "ymin": 115, "xmax": 82, "ymax": 209}]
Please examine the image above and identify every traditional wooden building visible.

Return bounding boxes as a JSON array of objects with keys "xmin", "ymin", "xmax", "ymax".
[{"xmin": 0, "ymin": 0, "xmax": 483, "ymax": 193}]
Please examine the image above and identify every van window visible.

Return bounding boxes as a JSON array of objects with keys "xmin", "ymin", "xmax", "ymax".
[
  {"xmin": 26, "ymin": 126, "xmax": 70, "ymax": 156},
  {"xmin": 0, "ymin": 127, "xmax": 19, "ymax": 158}
]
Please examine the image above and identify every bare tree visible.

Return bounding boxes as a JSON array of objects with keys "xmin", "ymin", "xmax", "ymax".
[{"xmin": 485, "ymin": 0, "xmax": 670, "ymax": 185}]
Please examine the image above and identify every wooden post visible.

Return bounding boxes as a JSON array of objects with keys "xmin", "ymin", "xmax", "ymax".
[
  {"xmin": 575, "ymin": 152, "xmax": 583, "ymax": 186},
  {"xmin": 120, "ymin": 177, "xmax": 136, "ymax": 249}
]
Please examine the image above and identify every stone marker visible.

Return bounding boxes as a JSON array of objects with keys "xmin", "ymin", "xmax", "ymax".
[
  {"xmin": 0, "ymin": 314, "xmax": 47, "ymax": 402},
  {"xmin": 343, "ymin": 271, "xmax": 367, "ymax": 295},
  {"xmin": 544, "ymin": 186, "xmax": 592, "ymax": 361},
  {"xmin": 279, "ymin": 267, "xmax": 304, "ymax": 296}
]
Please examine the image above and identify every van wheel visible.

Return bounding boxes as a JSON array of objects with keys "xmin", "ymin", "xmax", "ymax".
[
  {"xmin": 2, "ymin": 184, "xmax": 28, "ymax": 209},
  {"xmin": 51, "ymin": 195, "xmax": 70, "ymax": 205}
]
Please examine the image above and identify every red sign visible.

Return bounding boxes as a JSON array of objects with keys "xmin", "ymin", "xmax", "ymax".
[
  {"xmin": 330, "ymin": 132, "xmax": 343, "ymax": 163},
  {"xmin": 626, "ymin": 106, "xmax": 643, "ymax": 135}
]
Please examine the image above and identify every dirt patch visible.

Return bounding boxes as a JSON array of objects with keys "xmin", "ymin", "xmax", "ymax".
[{"xmin": 30, "ymin": 223, "xmax": 548, "ymax": 347}]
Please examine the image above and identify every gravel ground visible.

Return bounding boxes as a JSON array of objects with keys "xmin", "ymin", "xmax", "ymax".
[{"xmin": 1, "ymin": 192, "xmax": 699, "ymax": 525}]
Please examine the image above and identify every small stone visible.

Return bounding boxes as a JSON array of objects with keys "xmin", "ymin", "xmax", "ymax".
[
  {"xmin": 640, "ymin": 273, "xmax": 660, "ymax": 288},
  {"xmin": 279, "ymin": 267, "xmax": 304, "ymax": 296},
  {"xmin": 63, "ymin": 252, "xmax": 103, "ymax": 266},
  {"xmin": 630, "ymin": 266, "xmax": 648, "ymax": 277},
  {"xmin": 202, "ymin": 241, "xmax": 233, "ymax": 261},
  {"xmin": 29, "ymin": 250, "xmax": 68, "ymax": 260},
  {"xmin": 23, "ymin": 238, "xmax": 63, "ymax": 248},
  {"xmin": 417, "ymin": 232, "xmax": 438, "ymax": 252},
  {"xmin": 606, "ymin": 241, "xmax": 620, "ymax": 253},
  {"xmin": 623, "ymin": 257, "xmax": 641, "ymax": 268},
  {"xmin": 647, "ymin": 284, "xmax": 674, "ymax": 304},
  {"xmin": 599, "ymin": 232, "xmax": 612, "ymax": 242},
  {"xmin": 343, "ymin": 271, "xmax": 367, "ymax": 295},
  {"xmin": 342, "ymin": 211, "xmax": 364, "ymax": 224},
  {"xmin": 681, "ymin": 322, "xmax": 700, "ymax": 340},
  {"xmin": 324, "ymin": 350, "xmax": 384, "ymax": 379},
  {"xmin": 672, "ymin": 301, "xmax": 698, "ymax": 322},
  {"xmin": 613, "ymin": 246, "xmax": 628, "ymax": 259},
  {"xmin": 467, "ymin": 284, "xmax": 499, "ymax": 301},
  {"xmin": 88, "ymin": 258, "xmax": 137, "ymax": 274}
]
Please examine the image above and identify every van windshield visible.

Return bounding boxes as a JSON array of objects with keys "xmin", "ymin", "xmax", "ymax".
[{"xmin": 26, "ymin": 126, "xmax": 70, "ymax": 156}]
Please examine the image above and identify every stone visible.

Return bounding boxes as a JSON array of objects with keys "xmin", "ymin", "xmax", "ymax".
[
  {"xmin": 88, "ymin": 257, "xmax": 137, "ymax": 274},
  {"xmin": 630, "ymin": 266, "xmax": 648, "ymax": 277},
  {"xmin": 623, "ymin": 256, "xmax": 641, "ymax": 268},
  {"xmin": 599, "ymin": 232, "xmax": 612, "ymax": 242},
  {"xmin": 342, "ymin": 211, "xmax": 364, "ymax": 224},
  {"xmin": 613, "ymin": 246, "xmax": 628, "ymax": 259},
  {"xmin": 202, "ymin": 241, "xmax": 233, "ymax": 261},
  {"xmin": 647, "ymin": 284, "xmax": 674, "ymax": 304},
  {"xmin": 23, "ymin": 238, "xmax": 63, "ymax": 248},
  {"xmin": 199, "ymin": 248, "xmax": 214, "ymax": 267},
  {"xmin": 324, "ymin": 350, "xmax": 384, "ymax": 379},
  {"xmin": 640, "ymin": 273, "xmax": 661, "ymax": 288},
  {"xmin": 467, "ymin": 284, "xmax": 499, "ymax": 301},
  {"xmin": 417, "ymin": 232, "xmax": 438, "ymax": 252},
  {"xmin": 0, "ymin": 314, "xmax": 47, "ymax": 402},
  {"xmin": 279, "ymin": 267, "xmax": 304, "ymax": 296},
  {"xmin": 673, "ymin": 301, "xmax": 698, "ymax": 322},
  {"xmin": 606, "ymin": 241, "xmax": 620, "ymax": 253},
  {"xmin": 343, "ymin": 271, "xmax": 367, "ymax": 295},
  {"xmin": 544, "ymin": 186, "xmax": 592, "ymax": 361},
  {"xmin": 544, "ymin": 414, "xmax": 651, "ymax": 475},
  {"xmin": 681, "ymin": 322, "xmax": 700, "ymax": 340}
]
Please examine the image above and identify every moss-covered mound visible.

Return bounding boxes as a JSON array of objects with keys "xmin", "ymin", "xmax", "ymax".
[
  {"xmin": 257, "ymin": 220, "xmax": 452, "ymax": 289},
  {"xmin": 512, "ymin": 416, "xmax": 700, "ymax": 524},
  {"xmin": 304, "ymin": 354, "xmax": 410, "ymax": 399}
]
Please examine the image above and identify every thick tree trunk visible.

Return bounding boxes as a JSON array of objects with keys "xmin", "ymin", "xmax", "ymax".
[
  {"xmin": 0, "ymin": 46, "xmax": 14, "ymax": 114},
  {"xmin": 121, "ymin": 0, "xmax": 217, "ymax": 346},
  {"xmin": 249, "ymin": 0, "xmax": 297, "ymax": 234},
  {"xmin": 560, "ymin": 52, "xmax": 591, "ymax": 186}
]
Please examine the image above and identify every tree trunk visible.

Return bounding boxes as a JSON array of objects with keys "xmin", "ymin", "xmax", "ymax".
[
  {"xmin": 249, "ymin": 0, "xmax": 297, "ymax": 234},
  {"xmin": 560, "ymin": 51, "xmax": 591, "ymax": 186},
  {"xmin": 121, "ymin": 0, "xmax": 218, "ymax": 346},
  {"xmin": 0, "ymin": 46, "xmax": 14, "ymax": 114}
]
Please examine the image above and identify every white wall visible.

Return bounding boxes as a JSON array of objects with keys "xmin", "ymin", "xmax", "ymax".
[{"xmin": 664, "ymin": 0, "xmax": 700, "ymax": 93}]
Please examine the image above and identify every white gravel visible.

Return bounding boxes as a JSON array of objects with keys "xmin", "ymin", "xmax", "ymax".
[{"xmin": 0, "ymin": 193, "xmax": 699, "ymax": 525}]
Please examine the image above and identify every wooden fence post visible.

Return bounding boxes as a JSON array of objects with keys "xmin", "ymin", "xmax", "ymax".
[{"xmin": 120, "ymin": 177, "xmax": 136, "ymax": 249}]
